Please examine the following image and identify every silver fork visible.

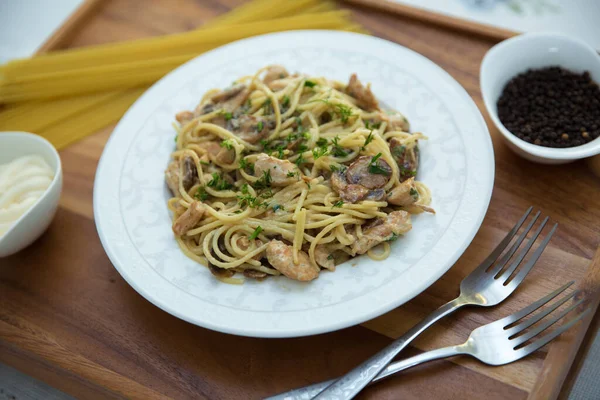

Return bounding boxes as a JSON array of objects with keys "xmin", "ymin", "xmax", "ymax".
[
  {"xmin": 269, "ymin": 282, "xmax": 591, "ymax": 400},
  {"xmin": 307, "ymin": 207, "xmax": 556, "ymax": 400}
]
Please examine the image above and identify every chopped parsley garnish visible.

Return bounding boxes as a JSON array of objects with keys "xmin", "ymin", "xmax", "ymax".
[
  {"xmin": 286, "ymin": 171, "xmax": 300, "ymax": 179},
  {"xmin": 220, "ymin": 139, "xmax": 234, "ymax": 150},
  {"xmin": 295, "ymin": 153, "xmax": 306, "ymax": 166},
  {"xmin": 410, "ymin": 187, "xmax": 419, "ymax": 200},
  {"xmin": 272, "ymin": 145, "xmax": 286, "ymax": 159},
  {"xmin": 298, "ymin": 144, "xmax": 308, "ymax": 152},
  {"xmin": 194, "ymin": 186, "xmax": 208, "ymax": 201},
  {"xmin": 239, "ymin": 158, "xmax": 255, "ymax": 173},
  {"xmin": 312, "ymin": 146, "xmax": 328, "ymax": 160},
  {"xmin": 399, "ymin": 166, "xmax": 417, "ymax": 177},
  {"xmin": 306, "ymin": 181, "xmax": 311, "ymax": 190},
  {"xmin": 332, "ymin": 200, "xmax": 344, "ymax": 208},
  {"xmin": 330, "ymin": 164, "xmax": 339, "ymax": 172},
  {"xmin": 304, "ymin": 80, "xmax": 316, "ymax": 88},
  {"xmin": 200, "ymin": 160, "xmax": 210, "ymax": 166},
  {"xmin": 257, "ymin": 121, "xmax": 264, "ymax": 131},
  {"xmin": 282, "ymin": 95, "xmax": 290, "ymax": 107},
  {"xmin": 317, "ymin": 99, "xmax": 354, "ymax": 123},
  {"xmin": 316, "ymin": 138, "xmax": 329, "ymax": 147},
  {"xmin": 222, "ymin": 111, "xmax": 233, "ymax": 121},
  {"xmin": 234, "ymin": 210, "xmax": 242, "ymax": 214},
  {"xmin": 327, "ymin": 254, "xmax": 334, "ymax": 260},
  {"xmin": 273, "ymin": 204, "xmax": 284, "ymax": 212},
  {"xmin": 249, "ymin": 226, "xmax": 263, "ymax": 240},
  {"xmin": 368, "ymin": 153, "xmax": 391, "ymax": 176},
  {"xmin": 392, "ymin": 145, "xmax": 406, "ymax": 158},
  {"xmin": 237, "ymin": 194, "xmax": 269, "ymax": 209},
  {"xmin": 302, "ymin": 131, "xmax": 311, "ymax": 140},
  {"xmin": 330, "ymin": 136, "xmax": 348, "ymax": 158},
  {"xmin": 253, "ymin": 170, "xmax": 272, "ymax": 190},
  {"xmin": 364, "ymin": 120, "xmax": 381, "ymax": 130},
  {"xmin": 174, "ymin": 135, "xmax": 178, "ymax": 143},
  {"xmin": 262, "ymin": 98, "xmax": 272, "ymax": 114},
  {"xmin": 362, "ymin": 131, "xmax": 374, "ymax": 150},
  {"xmin": 207, "ymin": 173, "xmax": 233, "ymax": 190},
  {"xmin": 386, "ymin": 232, "xmax": 399, "ymax": 242}
]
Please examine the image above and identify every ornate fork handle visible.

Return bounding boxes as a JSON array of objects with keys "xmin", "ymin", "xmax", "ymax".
[
  {"xmin": 311, "ymin": 297, "xmax": 467, "ymax": 400},
  {"xmin": 267, "ymin": 345, "xmax": 464, "ymax": 400}
]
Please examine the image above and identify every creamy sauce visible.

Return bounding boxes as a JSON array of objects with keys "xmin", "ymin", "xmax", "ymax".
[{"xmin": 0, "ymin": 155, "xmax": 54, "ymax": 237}]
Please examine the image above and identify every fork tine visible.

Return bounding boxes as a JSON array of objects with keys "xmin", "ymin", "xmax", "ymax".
[
  {"xmin": 487, "ymin": 211, "xmax": 541, "ymax": 277},
  {"xmin": 516, "ymin": 307, "xmax": 592, "ymax": 356},
  {"xmin": 471, "ymin": 207, "xmax": 533, "ymax": 275},
  {"xmin": 506, "ymin": 290, "xmax": 579, "ymax": 336},
  {"xmin": 504, "ymin": 222, "xmax": 557, "ymax": 289},
  {"xmin": 497, "ymin": 281, "xmax": 574, "ymax": 327},
  {"xmin": 510, "ymin": 298, "xmax": 585, "ymax": 346},
  {"xmin": 498, "ymin": 216, "xmax": 549, "ymax": 283}
]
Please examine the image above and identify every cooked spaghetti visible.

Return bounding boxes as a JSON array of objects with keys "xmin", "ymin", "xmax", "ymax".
[{"xmin": 165, "ymin": 65, "xmax": 433, "ymax": 284}]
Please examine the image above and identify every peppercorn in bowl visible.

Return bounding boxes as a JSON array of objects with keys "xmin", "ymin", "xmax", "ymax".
[{"xmin": 480, "ymin": 32, "xmax": 600, "ymax": 164}]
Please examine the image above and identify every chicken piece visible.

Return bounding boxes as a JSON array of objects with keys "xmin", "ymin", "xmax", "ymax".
[
  {"xmin": 198, "ymin": 141, "xmax": 234, "ymax": 164},
  {"xmin": 226, "ymin": 115, "xmax": 269, "ymax": 144},
  {"xmin": 266, "ymin": 240, "xmax": 319, "ymax": 281},
  {"xmin": 346, "ymin": 156, "xmax": 392, "ymax": 189},
  {"xmin": 314, "ymin": 245, "xmax": 335, "ymax": 271},
  {"xmin": 387, "ymin": 178, "xmax": 419, "ymax": 206},
  {"xmin": 172, "ymin": 201, "xmax": 205, "ymax": 236},
  {"xmin": 176, "ymin": 111, "xmax": 194, "ymax": 125},
  {"xmin": 236, "ymin": 236, "xmax": 264, "ymax": 261},
  {"xmin": 164, "ymin": 156, "xmax": 198, "ymax": 196},
  {"xmin": 346, "ymin": 74, "xmax": 379, "ymax": 111},
  {"xmin": 331, "ymin": 171, "xmax": 377, "ymax": 204},
  {"xmin": 389, "ymin": 138, "xmax": 419, "ymax": 182},
  {"xmin": 382, "ymin": 110, "xmax": 410, "ymax": 132},
  {"xmin": 254, "ymin": 154, "xmax": 298, "ymax": 187},
  {"xmin": 352, "ymin": 211, "xmax": 412, "ymax": 255},
  {"xmin": 263, "ymin": 65, "xmax": 289, "ymax": 85}
]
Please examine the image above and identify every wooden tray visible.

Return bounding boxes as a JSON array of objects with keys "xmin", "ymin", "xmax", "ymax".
[{"xmin": 0, "ymin": 1, "xmax": 599, "ymax": 399}]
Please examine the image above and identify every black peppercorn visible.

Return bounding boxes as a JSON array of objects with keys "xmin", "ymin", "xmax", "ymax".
[{"xmin": 497, "ymin": 66, "xmax": 600, "ymax": 148}]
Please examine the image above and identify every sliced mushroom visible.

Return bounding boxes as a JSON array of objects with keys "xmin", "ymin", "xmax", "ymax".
[
  {"xmin": 254, "ymin": 153, "xmax": 298, "ymax": 187},
  {"xmin": 263, "ymin": 65, "xmax": 289, "ymax": 85},
  {"xmin": 346, "ymin": 74, "xmax": 379, "ymax": 111},
  {"xmin": 387, "ymin": 178, "xmax": 419, "ymax": 207},
  {"xmin": 331, "ymin": 170, "xmax": 380, "ymax": 204},
  {"xmin": 346, "ymin": 156, "xmax": 392, "ymax": 189},
  {"xmin": 243, "ymin": 269, "xmax": 268, "ymax": 280},
  {"xmin": 266, "ymin": 240, "xmax": 319, "ymax": 282},
  {"xmin": 164, "ymin": 156, "xmax": 198, "ymax": 196},
  {"xmin": 208, "ymin": 263, "xmax": 235, "ymax": 279},
  {"xmin": 210, "ymin": 84, "xmax": 246, "ymax": 103},
  {"xmin": 389, "ymin": 138, "xmax": 419, "ymax": 182},
  {"xmin": 227, "ymin": 115, "xmax": 269, "ymax": 144},
  {"xmin": 172, "ymin": 201, "xmax": 205, "ymax": 236},
  {"xmin": 352, "ymin": 210, "xmax": 412, "ymax": 255}
]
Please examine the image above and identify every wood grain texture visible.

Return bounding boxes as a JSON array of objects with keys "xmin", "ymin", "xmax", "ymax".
[
  {"xmin": 342, "ymin": 0, "xmax": 516, "ymax": 41},
  {"xmin": 1, "ymin": 0, "xmax": 599, "ymax": 399}
]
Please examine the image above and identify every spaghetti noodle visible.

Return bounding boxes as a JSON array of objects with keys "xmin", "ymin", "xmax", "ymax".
[{"xmin": 165, "ymin": 66, "xmax": 433, "ymax": 283}]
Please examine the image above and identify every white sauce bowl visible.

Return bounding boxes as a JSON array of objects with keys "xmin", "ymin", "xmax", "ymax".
[
  {"xmin": 480, "ymin": 32, "xmax": 600, "ymax": 164},
  {"xmin": 0, "ymin": 132, "xmax": 62, "ymax": 257}
]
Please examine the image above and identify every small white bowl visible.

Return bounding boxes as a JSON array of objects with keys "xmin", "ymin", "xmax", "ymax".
[
  {"xmin": 480, "ymin": 32, "xmax": 600, "ymax": 164},
  {"xmin": 0, "ymin": 132, "xmax": 63, "ymax": 257}
]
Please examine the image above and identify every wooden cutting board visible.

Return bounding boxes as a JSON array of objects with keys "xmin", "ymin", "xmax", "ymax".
[{"xmin": 0, "ymin": 1, "xmax": 599, "ymax": 399}]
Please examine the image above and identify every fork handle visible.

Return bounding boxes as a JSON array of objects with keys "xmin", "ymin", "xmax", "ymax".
[
  {"xmin": 311, "ymin": 297, "xmax": 467, "ymax": 400},
  {"xmin": 266, "ymin": 345, "xmax": 465, "ymax": 400}
]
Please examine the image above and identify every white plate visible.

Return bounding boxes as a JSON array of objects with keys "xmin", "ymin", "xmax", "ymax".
[{"xmin": 94, "ymin": 30, "xmax": 494, "ymax": 338}]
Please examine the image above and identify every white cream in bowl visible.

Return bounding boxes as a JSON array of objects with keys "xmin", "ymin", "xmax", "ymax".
[{"xmin": 0, "ymin": 132, "xmax": 62, "ymax": 257}]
